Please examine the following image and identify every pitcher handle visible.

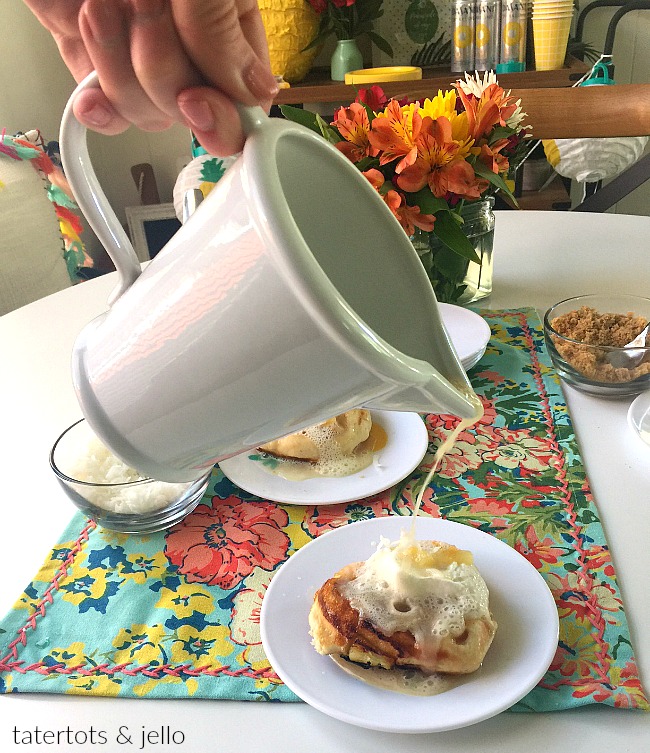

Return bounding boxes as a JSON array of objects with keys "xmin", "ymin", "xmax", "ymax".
[
  {"xmin": 237, "ymin": 105, "xmax": 268, "ymax": 136},
  {"xmin": 60, "ymin": 71, "xmax": 142, "ymax": 306}
]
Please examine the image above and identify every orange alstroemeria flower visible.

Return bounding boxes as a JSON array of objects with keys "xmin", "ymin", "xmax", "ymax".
[
  {"xmin": 456, "ymin": 82, "xmax": 518, "ymax": 141},
  {"xmin": 385, "ymin": 190, "xmax": 436, "ymax": 235},
  {"xmin": 485, "ymin": 83, "xmax": 519, "ymax": 127},
  {"xmin": 367, "ymin": 99, "xmax": 421, "ymax": 171},
  {"xmin": 362, "ymin": 168, "xmax": 435, "ymax": 235},
  {"xmin": 362, "ymin": 167, "xmax": 385, "ymax": 190},
  {"xmin": 479, "ymin": 139, "xmax": 510, "ymax": 175},
  {"xmin": 332, "ymin": 102, "xmax": 378, "ymax": 163},
  {"xmin": 433, "ymin": 159, "xmax": 489, "ymax": 201},
  {"xmin": 396, "ymin": 116, "xmax": 484, "ymax": 201}
]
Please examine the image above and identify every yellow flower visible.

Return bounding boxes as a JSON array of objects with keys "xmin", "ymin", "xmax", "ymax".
[
  {"xmin": 59, "ymin": 566, "xmax": 118, "ymax": 608},
  {"xmin": 112, "ymin": 623, "xmax": 167, "ymax": 665},
  {"xmin": 13, "ymin": 591, "xmax": 40, "ymax": 615},
  {"xmin": 133, "ymin": 675, "xmax": 196, "ymax": 697},
  {"xmin": 558, "ymin": 621, "xmax": 602, "ymax": 667},
  {"xmin": 170, "ymin": 624, "xmax": 232, "ymax": 667},
  {"xmin": 119, "ymin": 550, "xmax": 169, "ymax": 584},
  {"xmin": 250, "ymin": 664, "xmax": 283, "ymax": 691},
  {"xmin": 280, "ymin": 513, "xmax": 312, "ymax": 550},
  {"xmin": 96, "ymin": 530, "xmax": 133, "ymax": 546},
  {"xmin": 404, "ymin": 91, "xmax": 473, "ymax": 146},
  {"xmin": 407, "ymin": 89, "xmax": 457, "ymax": 120},
  {"xmin": 44, "ymin": 641, "xmax": 88, "ymax": 669},
  {"xmin": 154, "ymin": 582, "xmax": 215, "ymax": 618}
]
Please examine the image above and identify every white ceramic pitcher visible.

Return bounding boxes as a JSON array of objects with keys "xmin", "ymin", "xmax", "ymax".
[{"xmin": 60, "ymin": 72, "xmax": 477, "ymax": 482}]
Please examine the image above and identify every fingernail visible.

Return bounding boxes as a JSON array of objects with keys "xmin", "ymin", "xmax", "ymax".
[
  {"xmin": 178, "ymin": 98, "xmax": 215, "ymax": 133},
  {"xmin": 243, "ymin": 59, "xmax": 280, "ymax": 102},
  {"xmin": 81, "ymin": 103, "xmax": 113, "ymax": 128}
]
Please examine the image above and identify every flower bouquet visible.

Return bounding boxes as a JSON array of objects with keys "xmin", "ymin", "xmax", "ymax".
[
  {"xmin": 304, "ymin": 0, "xmax": 393, "ymax": 57},
  {"xmin": 281, "ymin": 72, "xmax": 531, "ymax": 303}
]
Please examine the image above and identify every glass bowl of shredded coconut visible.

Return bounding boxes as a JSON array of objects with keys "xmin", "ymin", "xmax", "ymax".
[
  {"xmin": 50, "ymin": 419, "xmax": 211, "ymax": 532},
  {"xmin": 544, "ymin": 294, "xmax": 650, "ymax": 397}
]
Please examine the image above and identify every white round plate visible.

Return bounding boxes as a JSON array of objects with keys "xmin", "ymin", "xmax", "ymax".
[
  {"xmin": 261, "ymin": 516, "xmax": 559, "ymax": 734},
  {"xmin": 628, "ymin": 391, "xmax": 650, "ymax": 447},
  {"xmin": 439, "ymin": 303, "xmax": 491, "ymax": 371},
  {"xmin": 219, "ymin": 411, "xmax": 428, "ymax": 506}
]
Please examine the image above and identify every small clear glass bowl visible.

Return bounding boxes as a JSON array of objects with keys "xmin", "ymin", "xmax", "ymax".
[
  {"xmin": 50, "ymin": 419, "xmax": 211, "ymax": 533},
  {"xmin": 544, "ymin": 294, "xmax": 650, "ymax": 398}
]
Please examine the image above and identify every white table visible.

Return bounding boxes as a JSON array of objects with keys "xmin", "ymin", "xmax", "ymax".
[{"xmin": 1, "ymin": 211, "xmax": 648, "ymax": 751}]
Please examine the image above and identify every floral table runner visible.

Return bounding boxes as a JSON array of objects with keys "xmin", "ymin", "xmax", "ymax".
[{"xmin": 0, "ymin": 308, "xmax": 647, "ymax": 711}]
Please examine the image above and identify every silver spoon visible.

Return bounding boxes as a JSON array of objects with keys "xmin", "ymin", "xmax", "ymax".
[{"xmin": 607, "ymin": 322, "xmax": 650, "ymax": 369}]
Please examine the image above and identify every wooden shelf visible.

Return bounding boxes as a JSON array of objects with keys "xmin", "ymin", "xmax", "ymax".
[
  {"xmin": 274, "ymin": 57, "xmax": 590, "ymax": 106},
  {"xmin": 517, "ymin": 176, "xmax": 572, "ymax": 211}
]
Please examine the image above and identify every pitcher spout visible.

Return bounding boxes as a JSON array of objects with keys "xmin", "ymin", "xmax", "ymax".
[{"xmin": 365, "ymin": 370, "xmax": 479, "ymax": 419}]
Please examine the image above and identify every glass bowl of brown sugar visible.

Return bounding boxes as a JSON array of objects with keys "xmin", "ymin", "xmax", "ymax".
[{"xmin": 544, "ymin": 294, "xmax": 650, "ymax": 398}]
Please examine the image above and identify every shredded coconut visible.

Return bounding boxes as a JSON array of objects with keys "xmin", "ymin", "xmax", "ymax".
[{"xmin": 61, "ymin": 430, "xmax": 193, "ymax": 514}]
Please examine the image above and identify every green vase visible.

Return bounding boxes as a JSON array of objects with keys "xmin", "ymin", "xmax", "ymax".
[
  {"xmin": 412, "ymin": 198, "xmax": 496, "ymax": 305},
  {"xmin": 330, "ymin": 38, "xmax": 364, "ymax": 81}
]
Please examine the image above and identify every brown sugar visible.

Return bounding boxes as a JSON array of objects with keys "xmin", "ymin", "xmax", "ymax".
[{"xmin": 549, "ymin": 306, "xmax": 650, "ymax": 383}]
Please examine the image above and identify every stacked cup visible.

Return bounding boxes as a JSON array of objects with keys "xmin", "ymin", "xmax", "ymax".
[{"xmin": 531, "ymin": 0, "xmax": 574, "ymax": 70}]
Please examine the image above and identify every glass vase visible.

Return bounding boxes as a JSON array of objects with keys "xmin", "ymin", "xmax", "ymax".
[
  {"xmin": 412, "ymin": 198, "xmax": 495, "ymax": 305},
  {"xmin": 330, "ymin": 38, "xmax": 364, "ymax": 81}
]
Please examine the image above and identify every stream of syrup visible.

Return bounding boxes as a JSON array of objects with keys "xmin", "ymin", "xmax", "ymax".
[{"xmin": 334, "ymin": 389, "xmax": 486, "ymax": 697}]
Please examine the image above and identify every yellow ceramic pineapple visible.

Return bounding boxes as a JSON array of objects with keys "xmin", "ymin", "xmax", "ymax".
[{"xmin": 258, "ymin": 0, "xmax": 320, "ymax": 83}]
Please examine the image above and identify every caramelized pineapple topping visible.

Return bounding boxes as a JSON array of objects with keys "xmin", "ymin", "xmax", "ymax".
[{"xmin": 395, "ymin": 541, "xmax": 474, "ymax": 570}]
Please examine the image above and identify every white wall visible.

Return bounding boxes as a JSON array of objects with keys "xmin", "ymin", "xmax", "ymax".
[
  {"xmin": 1, "ymin": 2, "xmax": 74, "ymax": 138},
  {"xmin": 0, "ymin": 1, "xmax": 192, "ymax": 264}
]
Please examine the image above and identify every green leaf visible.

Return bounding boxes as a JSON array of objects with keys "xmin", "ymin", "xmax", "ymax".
[
  {"xmin": 433, "ymin": 211, "xmax": 481, "ymax": 264},
  {"xmin": 366, "ymin": 31, "xmax": 394, "ymax": 57},
  {"xmin": 405, "ymin": 187, "xmax": 448, "ymax": 214},
  {"xmin": 356, "ymin": 0, "xmax": 384, "ymax": 22},
  {"xmin": 431, "ymin": 241, "xmax": 469, "ymax": 277},
  {"xmin": 279, "ymin": 106, "xmax": 341, "ymax": 144},
  {"xmin": 379, "ymin": 179, "xmax": 396, "ymax": 195},
  {"xmin": 577, "ymin": 509, "xmax": 599, "ymax": 524},
  {"xmin": 279, "ymin": 105, "xmax": 321, "ymax": 131},
  {"xmin": 315, "ymin": 113, "xmax": 342, "ymax": 144},
  {"xmin": 411, "ymin": 33, "xmax": 452, "ymax": 66},
  {"xmin": 354, "ymin": 155, "xmax": 380, "ymax": 172},
  {"xmin": 473, "ymin": 159, "xmax": 518, "ymax": 204},
  {"xmin": 488, "ymin": 126, "xmax": 515, "ymax": 144}
]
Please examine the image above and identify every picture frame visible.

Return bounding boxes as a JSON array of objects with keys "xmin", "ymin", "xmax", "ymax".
[{"xmin": 125, "ymin": 203, "xmax": 181, "ymax": 262}]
